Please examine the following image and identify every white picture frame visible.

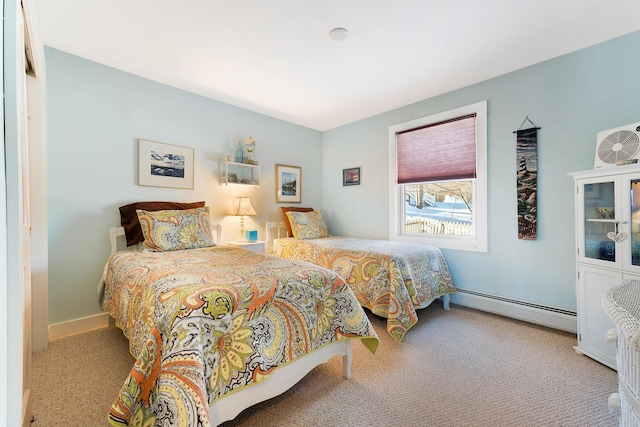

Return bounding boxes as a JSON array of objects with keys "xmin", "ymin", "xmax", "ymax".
[
  {"xmin": 275, "ymin": 164, "xmax": 301, "ymax": 203},
  {"xmin": 138, "ymin": 139, "xmax": 194, "ymax": 189}
]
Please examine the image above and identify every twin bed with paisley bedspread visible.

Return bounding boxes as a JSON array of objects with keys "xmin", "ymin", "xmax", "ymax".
[
  {"xmin": 267, "ymin": 207, "xmax": 457, "ymax": 342},
  {"xmin": 99, "ymin": 202, "xmax": 378, "ymax": 427}
]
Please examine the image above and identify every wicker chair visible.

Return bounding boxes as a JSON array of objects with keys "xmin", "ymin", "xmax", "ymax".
[{"xmin": 603, "ymin": 279, "xmax": 640, "ymax": 426}]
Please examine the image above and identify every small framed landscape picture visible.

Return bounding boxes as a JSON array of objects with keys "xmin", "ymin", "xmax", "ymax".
[
  {"xmin": 275, "ymin": 164, "xmax": 301, "ymax": 203},
  {"xmin": 343, "ymin": 167, "xmax": 361, "ymax": 186},
  {"xmin": 138, "ymin": 139, "xmax": 194, "ymax": 189}
]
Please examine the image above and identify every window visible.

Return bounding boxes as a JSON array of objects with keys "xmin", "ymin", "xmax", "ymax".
[{"xmin": 388, "ymin": 101, "xmax": 487, "ymax": 252}]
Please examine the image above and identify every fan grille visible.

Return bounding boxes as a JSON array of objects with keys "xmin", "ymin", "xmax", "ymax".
[{"xmin": 597, "ymin": 130, "xmax": 640, "ymax": 164}]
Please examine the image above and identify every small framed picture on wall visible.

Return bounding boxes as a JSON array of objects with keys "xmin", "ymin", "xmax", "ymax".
[
  {"xmin": 138, "ymin": 138, "xmax": 194, "ymax": 189},
  {"xmin": 275, "ymin": 164, "xmax": 302, "ymax": 203},
  {"xmin": 343, "ymin": 167, "xmax": 361, "ymax": 186}
]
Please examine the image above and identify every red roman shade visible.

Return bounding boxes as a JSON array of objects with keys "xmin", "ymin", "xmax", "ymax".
[{"xmin": 396, "ymin": 114, "xmax": 477, "ymax": 184}]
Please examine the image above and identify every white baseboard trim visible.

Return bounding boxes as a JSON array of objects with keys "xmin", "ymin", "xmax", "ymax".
[
  {"xmin": 48, "ymin": 312, "xmax": 110, "ymax": 340},
  {"xmin": 48, "ymin": 293, "xmax": 577, "ymax": 340},
  {"xmin": 450, "ymin": 291, "xmax": 577, "ymax": 334}
]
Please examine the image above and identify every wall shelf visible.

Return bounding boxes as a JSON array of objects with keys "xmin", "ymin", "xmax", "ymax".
[{"xmin": 220, "ymin": 154, "xmax": 260, "ymax": 186}]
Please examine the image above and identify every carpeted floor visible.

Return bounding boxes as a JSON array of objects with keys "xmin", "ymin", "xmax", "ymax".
[{"xmin": 31, "ymin": 302, "xmax": 619, "ymax": 426}]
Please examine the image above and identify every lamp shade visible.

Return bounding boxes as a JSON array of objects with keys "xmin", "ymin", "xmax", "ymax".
[{"xmin": 228, "ymin": 197, "xmax": 257, "ymax": 217}]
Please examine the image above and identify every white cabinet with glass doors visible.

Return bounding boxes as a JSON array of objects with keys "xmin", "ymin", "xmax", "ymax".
[{"xmin": 569, "ymin": 166, "xmax": 640, "ymax": 370}]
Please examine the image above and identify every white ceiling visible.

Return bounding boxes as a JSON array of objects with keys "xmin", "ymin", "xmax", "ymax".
[{"xmin": 33, "ymin": 0, "xmax": 640, "ymax": 131}]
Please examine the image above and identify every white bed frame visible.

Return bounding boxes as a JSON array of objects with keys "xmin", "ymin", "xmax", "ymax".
[
  {"xmin": 264, "ymin": 221, "xmax": 450, "ymax": 311},
  {"xmin": 106, "ymin": 225, "xmax": 354, "ymax": 426}
]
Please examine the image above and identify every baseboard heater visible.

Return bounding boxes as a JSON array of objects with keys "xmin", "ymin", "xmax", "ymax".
[{"xmin": 450, "ymin": 288, "xmax": 577, "ymax": 334}]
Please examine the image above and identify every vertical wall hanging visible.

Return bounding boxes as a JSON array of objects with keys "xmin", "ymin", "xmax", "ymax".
[{"xmin": 514, "ymin": 117, "xmax": 540, "ymax": 240}]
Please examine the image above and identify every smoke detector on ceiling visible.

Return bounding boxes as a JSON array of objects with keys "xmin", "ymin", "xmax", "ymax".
[{"xmin": 329, "ymin": 27, "xmax": 348, "ymax": 41}]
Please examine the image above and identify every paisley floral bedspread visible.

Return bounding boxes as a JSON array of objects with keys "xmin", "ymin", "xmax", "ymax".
[
  {"xmin": 101, "ymin": 246, "xmax": 378, "ymax": 427},
  {"xmin": 274, "ymin": 237, "xmax": 456, "ymax": 342}
]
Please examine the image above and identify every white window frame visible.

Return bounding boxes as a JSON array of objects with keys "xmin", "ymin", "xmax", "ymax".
[{"xmin": 388, "ymin": 100, "xmax": 487, "ymax": 252}]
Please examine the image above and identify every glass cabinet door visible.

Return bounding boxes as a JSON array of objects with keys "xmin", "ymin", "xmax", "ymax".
[
  {"xmin": 583, "ymin": 181, "xmax": 616, "ymax": 263},
  {"xmin": 630, "ymin": 179, "xmax": 640, "ymax": 267}
]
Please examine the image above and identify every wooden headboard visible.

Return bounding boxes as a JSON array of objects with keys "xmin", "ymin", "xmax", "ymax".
[{"xmin": 108, "ymin": 224, "xmax": 223, "ymax": 255}]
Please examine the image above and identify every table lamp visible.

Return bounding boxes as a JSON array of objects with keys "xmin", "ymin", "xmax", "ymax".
[{"xmin": 228, "ymin": 197, "xmax": 257, "ymax": 241}]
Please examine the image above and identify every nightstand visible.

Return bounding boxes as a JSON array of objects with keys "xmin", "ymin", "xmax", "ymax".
[{"xmin": 227, "ymin": 240, "xmax": 266, "ymax": 253}]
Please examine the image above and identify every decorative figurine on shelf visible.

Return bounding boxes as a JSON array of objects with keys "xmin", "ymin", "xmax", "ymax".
[
  {"xmin": 245, "ymin": 136, "xmax": 256, "ymax": 164},
  {"xmin": 235, "ymin": 141, "xmax": 244, "ymax": 163}
]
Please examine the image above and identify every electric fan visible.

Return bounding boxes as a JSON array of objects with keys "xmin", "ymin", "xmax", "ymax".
[{"xmin": 594, "ymin": 121, "xmax": 640, "ymax": 168}]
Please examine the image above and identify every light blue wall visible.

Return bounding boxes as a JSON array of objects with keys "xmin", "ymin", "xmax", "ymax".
[
  {"xmin": 45, "ymin": 48, "xmax": 323, "ymax": 324},
  {"xmin": 322, "ymin": 30, "xmax": 640, "ymax": 311},
  {"xmin": 46, "ymin": 31, "xmax": 640, "ymax": 325}
]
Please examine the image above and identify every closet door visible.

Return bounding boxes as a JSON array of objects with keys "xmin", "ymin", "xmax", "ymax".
[
  {"xmin": 3, "ymin": 1, "xmax": 39, "ymax": 425},
  {"xmin": 20, "ymin": 69, "xmax": 32, "ymax": 427}
]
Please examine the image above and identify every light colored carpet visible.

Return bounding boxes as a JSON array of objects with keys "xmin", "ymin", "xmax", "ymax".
[{"xmin": 31, "ymin": 303, "xmax": 619, "ymax": 426}]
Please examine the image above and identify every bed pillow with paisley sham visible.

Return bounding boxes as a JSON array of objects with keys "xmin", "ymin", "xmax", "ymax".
[
  {"xmin": 280, "ymin": 206, "xmax": 314, "ymax": 237},
  {"xmin": 285, "ymin": 210, "xmax": 329, "ymax": 239},
  {"xmin": 120, "ymin": 200, "xmax": 206, "ymax": 246},
  {"xmin": 137, "ymin": 207, "xmax": 215, "ymax": 251}
]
